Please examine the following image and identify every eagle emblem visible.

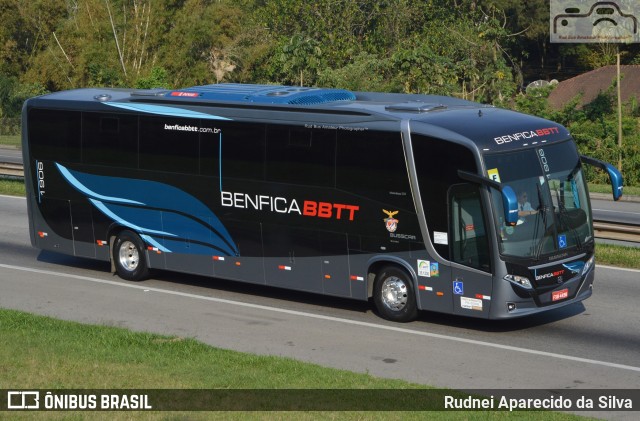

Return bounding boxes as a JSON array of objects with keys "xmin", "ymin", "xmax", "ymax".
[{"xmin": 383, "ymin": 209, "xmax": 399, "ymax": 233}]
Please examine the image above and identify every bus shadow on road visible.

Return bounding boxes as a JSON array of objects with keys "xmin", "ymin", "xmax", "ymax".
[
  {"xmin": 37, "ymin": 250, "xmax": 111, "ymax": 273},
  {"xmin": 415, "ymin": 302, "xmax": 587, "ymax": 332}
]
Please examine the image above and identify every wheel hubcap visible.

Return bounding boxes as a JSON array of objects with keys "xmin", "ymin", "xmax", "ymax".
[
  {"xmin": 118, "ymin": 241, "xmax": 139, "ymax": 271},
  {"xmin": 380, "ymin": 276, "xmax": 408, "ymax": 311}
]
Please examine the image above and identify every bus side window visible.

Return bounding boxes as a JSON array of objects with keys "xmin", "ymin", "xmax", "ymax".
[
  {"xmin": 266, "ymin": 125, "xmax": 335, "ymax": 187},
  {"xmin": 83, "ymin": 113, "xmax": 138, "ymax": 168},
  {"xmin": 449, "ymin": 184, "xmax": 491, "ymax": 272}
]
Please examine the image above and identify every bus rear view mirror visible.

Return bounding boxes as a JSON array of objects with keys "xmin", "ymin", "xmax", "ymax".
[
  {"xmin": 501, "ymin": 186, "xmax": 519, "ymax": 226},
  {"xmin": 457, "ymin": 170, "xmax": 518, "ymax": 226},
  {"xmin": 580, "ymin": 155, "xmax": 624, "ymax": 201}
]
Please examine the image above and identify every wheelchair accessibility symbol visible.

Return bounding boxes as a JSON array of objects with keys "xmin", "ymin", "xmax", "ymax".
[
  {"xmin": 453, "ymin": 281, "xmax": 464, "ymax": 295},
  {"xmin": 558, "ymin": 234, "xmax": 567, "ymax": 249}
]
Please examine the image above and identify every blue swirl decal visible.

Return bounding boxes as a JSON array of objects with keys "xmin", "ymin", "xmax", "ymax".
[
  {"xmin": 563, "ymin": 261, "xmax": 585, "ymax": 274},
  {"xmin": 57, "ymin": 164, "xmax": 238, "ymax": 256},
  {"xmin": 104, "ymin": 103, "xmax": 231, "ymax": 120}
]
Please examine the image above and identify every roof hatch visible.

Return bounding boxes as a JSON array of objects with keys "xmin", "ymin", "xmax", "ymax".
[
  {"xmin": 166, "ymin": 83, "xmax": 356, "ymax": 105},
  {"xmin": 385, "ymin": 102, "xmax": 447, "ymax": 113}
]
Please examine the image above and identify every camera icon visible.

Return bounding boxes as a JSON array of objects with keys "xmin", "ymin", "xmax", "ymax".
[{"xmin": 550, "ymin": 1, "xmax": 639, "ymax": 43}]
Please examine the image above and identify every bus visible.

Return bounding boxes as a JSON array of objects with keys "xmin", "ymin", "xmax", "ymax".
[{"xmin": 22, "ymin": 83, "xmax": 623, "ymax": 322}]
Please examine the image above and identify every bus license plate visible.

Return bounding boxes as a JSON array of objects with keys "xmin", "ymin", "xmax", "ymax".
[{"xmin": 552, "ymin": 288, "xmax": 569, "ymax": 302}]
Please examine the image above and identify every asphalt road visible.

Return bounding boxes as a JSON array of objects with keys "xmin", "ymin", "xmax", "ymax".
[
  {"xmin": 592, "ymin": 198, "xmax": 640, "ymax": 225},
  {"xmin": 0, "ymin": 147, "xmax": 22, "ymax": 165},
  {"xmin": 1, "ymin": 195, "xmax": 639, "ymax": 419}
]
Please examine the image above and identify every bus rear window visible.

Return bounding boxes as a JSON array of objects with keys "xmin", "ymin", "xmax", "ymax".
[{"xmin": 28, "ymin": 108, "xmax": 81, "ymax": 164}]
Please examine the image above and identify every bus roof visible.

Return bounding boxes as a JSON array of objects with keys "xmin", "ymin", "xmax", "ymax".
[{"xmin": 28, "ymin": 83, "xmax": 570, "ymax": 153}]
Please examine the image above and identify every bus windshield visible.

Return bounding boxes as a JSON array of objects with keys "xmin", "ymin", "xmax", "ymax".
[{"xmin": 484, "ymin": 140, "xmax": 593, "ymax": 259}]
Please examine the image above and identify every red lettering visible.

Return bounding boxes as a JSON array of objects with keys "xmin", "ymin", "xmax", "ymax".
[
  {"xmin": 333, "ymin": 203, "xmax": 346, "ymax": 219},
  {"xmin": 302, "ymin": 201, "xmax": 359, "ymax": 221},
  {"xmin": 345, "ymin": 205, "xmax": 360, "ymax": 221},
  {"xmin": 303, "ymin": 201, "xmax": 317, "ymax": 216},
  {"xmin": 317, "ymin": 202, "xmax": 332, "ymax": 218}
]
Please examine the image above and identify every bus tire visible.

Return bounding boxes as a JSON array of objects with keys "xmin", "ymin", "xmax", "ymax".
[
  {"xmin": 113, "ymin": 230, "xmax": 149, "ymax": 281},
  {"xmin": 373, "ymin": 266, "xmax": 418, "ymax": 322}
]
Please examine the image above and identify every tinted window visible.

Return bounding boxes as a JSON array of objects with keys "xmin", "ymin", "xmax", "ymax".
[
  {"xmin": 450, "ymin": 184, "xmax": 490, "ymax": 272},
  {"xmin": 83, "ymin": 113, "xmax": 138, "ymax": 168},
  {"xmin": 199, "ymin": 121, "xmax": 222, "ymax": 177},
  {"xmin": 140, "ymin": 117, "xmax": 198, "ymax": 174},
  {"xmin": 266, "ymin": 125, "xmax": 335, "ymax": 186},
  {"xmin": 336, "ymin": 130, "xmax": 412, "ymax": 208},
  {"xmin": 220, "ymin": 123, "xmax": 266, "ymax": 181},
  {"xmin": 412, "ymin": 135, "xmax": 477, "ymax": 259},
  {"xmin": 28, "ymin": 108, "xmax": 81, "ymax": 163}
]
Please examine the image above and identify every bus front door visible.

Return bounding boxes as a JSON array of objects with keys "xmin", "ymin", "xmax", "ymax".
[{"xmin": 449, "ymin": 184, "xmax": 492, "ymax": 317}]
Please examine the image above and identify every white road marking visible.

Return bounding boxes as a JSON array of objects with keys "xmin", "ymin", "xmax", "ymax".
[
  {"xmin": 1, "ymin": 262, "xmax": 640, "ymax": 374},
  {"xmin": 593, "ymin": 208, "xmax": 640, "ymax": 216}
]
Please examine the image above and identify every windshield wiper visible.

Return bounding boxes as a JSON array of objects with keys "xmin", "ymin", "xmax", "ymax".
[
  {"xmin": 557, "ymin": 202, "xmax": 583, "ymax": 251},
  {"xmin": 533, "ymin": 182, "xmax": 549, "ymax": 261}
]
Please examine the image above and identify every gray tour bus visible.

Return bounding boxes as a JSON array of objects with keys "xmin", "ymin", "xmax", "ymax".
[{"xmin": 22, "ymin": 83, "xmax": 623, "ymax": 322}]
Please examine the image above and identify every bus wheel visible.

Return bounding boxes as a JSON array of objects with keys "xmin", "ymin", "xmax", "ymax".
[
  {"xmin": 373, "ymin": 266, "xmax": 418, "ymax": 322},
  {"xmin": 113, "ymin": 230, "xmax": 149, "ymax": 281}
]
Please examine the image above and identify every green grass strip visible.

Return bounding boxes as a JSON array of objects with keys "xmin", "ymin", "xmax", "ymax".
[
  {"xmin": 0, "ymin": 308, "xmax": 590, "ymax": 420},
  {"xmin": 0, "ymin": 135, "xmax": 20, "ymax": 148}
]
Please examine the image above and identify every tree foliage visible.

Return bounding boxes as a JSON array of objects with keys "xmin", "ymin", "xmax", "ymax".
[{"xmin": 0, "ymin": 0, "xmax": 638, "ymax": 184}]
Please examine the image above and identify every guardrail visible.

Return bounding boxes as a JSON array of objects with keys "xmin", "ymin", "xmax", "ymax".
[
  {"xmin": 593, "ymin": 222, "xmax": 640, "ymax": 243},
  {"xmin": 1, "ymin": 161, "xmax": 639, "ymax": 244},
  {"xmin": 0, "ymin": 162, "xmax": 23, "ymax": 179}
]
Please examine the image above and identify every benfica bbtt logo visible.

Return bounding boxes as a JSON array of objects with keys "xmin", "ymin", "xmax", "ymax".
[{"xmin": 383, "ymin": 209, "xmax": 399, "ymax": 233}]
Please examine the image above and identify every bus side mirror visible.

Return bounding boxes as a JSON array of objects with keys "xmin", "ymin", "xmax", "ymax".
[
  {"xmin": 604, "ymin": 163, "xmax": 623, "ymax": 201},
  {"xmin": 457, "ymin": 170, "xmax": 519, "ymax": 225},
  {"xmin": 580, "ymin": 155, "xmax": 624, "ymax": 201},
  {"xmin": 501, "ymin": 186, "xmax": 519, "ymax": 226}
]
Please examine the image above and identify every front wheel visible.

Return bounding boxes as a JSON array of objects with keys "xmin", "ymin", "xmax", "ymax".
[
  {"xmin": 373, "ymin": 266, "xmax": 418, "ymax": 322},
  {"xmin": 113, "ymin": 230, "xmax": 149, "ymax": 281}
]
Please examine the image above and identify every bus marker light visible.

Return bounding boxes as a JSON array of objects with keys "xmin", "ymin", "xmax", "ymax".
[
  {"xmin": 436, "ymin": 291, "xmax": 444, "ymax": 296},
  {"xmin": 350, "ymin": 275, "xmax": 364, "ymax": 281},
  {"xmin": 235, "ymin": 261, "xmax": 241, "ymax": 266},
  {"xmin": 37, "ymin": 232, "xmax": 48, "ymax": 238},
  {"xmin": 212, "ymin": 256, "xmax": 225, "ymax": 261},
  {"xmin": 278, "ymin": 265, "xmax": 292, "ymax": 271},
  {"xmin": 96, "ymin": 240, "xmax": 107, "ymax": 246},
  {"xmin": 324, "ymin": 275, "xmax": 331, "ymax": 279},
  {"xmin": 419, "ymin": 285, "xmax": 433, "ymax": 291},
  {"xmin": 147, "ymin": 247, "xmax": 161, "ymax": 254},
  {"xmin": 475, "ymin": 294, "xmax": 491, "ymax": 300}
]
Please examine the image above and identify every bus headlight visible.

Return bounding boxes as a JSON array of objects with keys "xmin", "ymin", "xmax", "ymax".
[
  {"xmin": 504, "ymin": 274, "xmax": 533, "ymax": 290},
  {"xmin": 582, "ymin": 256, "xmax": 595, "ymax": 275}
]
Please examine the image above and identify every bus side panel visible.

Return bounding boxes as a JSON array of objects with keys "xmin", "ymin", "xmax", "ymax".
[
  {"xmin": 320, "ymin": 231, "xmax": 351, "ymax": 297},
  {"xmin": 34, "ymin": 197, "xmax": 74, "ymax": 256},
  {"xmin": 263, "ymin": 224, "xmax": 322, "ymax": 293},
  {"xmin": 69, "ymin": 201, "xmax": 96, "ymax": 258},
  {"xmin": 212, "ymin": 220, "xmax": 265, "ymax": 284},
  {"xmin": 412, "ymin": 254, "xmax": 455, "ymax": 314}
]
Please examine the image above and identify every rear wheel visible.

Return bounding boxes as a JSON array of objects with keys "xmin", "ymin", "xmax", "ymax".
[
  {"xmin": 113, "ymin": 230, "xmax": 149, "ymax": 281},
  {"xmin": 373, "ymin": 266, "xmax": 418, "ymax": 322}
]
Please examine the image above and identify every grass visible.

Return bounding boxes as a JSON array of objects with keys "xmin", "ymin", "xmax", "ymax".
[
  {"xmin": 0, "ymin": 179, "xmax": 26, "ymax": 196},
  {"xmin": 594, "ymin": 243, "xmax": 640, "ymax": 269},
  {"xmin": 0, "ymin": 134, "xmax": 20, "ymax": 148},
  {"xmin": 589, "ymin": 183, "xmax": 640, "ymax": 197},
  {"xmin": 0, "ymin": 308, "xmax": 589, "ymax": 420}
]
